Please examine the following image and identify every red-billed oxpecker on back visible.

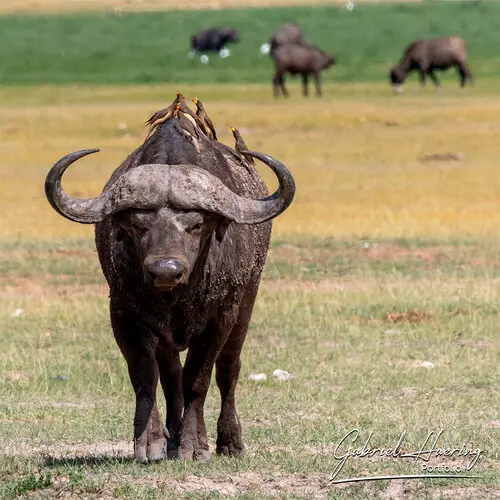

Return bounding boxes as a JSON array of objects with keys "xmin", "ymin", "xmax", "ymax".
[
  {"xmin": 44, "ymin": 93, "xmax": 295, "ymax": 464},
  {"xmin": 389, "ymin": 36, "xmax": 473, "ymax": 91},
  {"xmin": 231, "ymin": 127, "xmax": 255, "ymax": 172},
  {"xmin": 193, "ymin": 97, "xmax": 217, "ymax": 140}
]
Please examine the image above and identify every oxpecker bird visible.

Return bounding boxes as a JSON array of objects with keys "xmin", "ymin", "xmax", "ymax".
[
  {"xmin": 231, "ymin": 127, "xmax": 255, "ymax": 168},
  {"xmin": 145, "ymin": 92, "xmax": 185, "ymax": 137},
  {"xmin": 193, "ymin": 98, "xmax": 217, "ymax": 140}
]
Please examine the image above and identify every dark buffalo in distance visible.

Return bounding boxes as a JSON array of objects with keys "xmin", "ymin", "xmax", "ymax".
[
  {"xmin": 191, "ymin": 28, "xmax": 239, "ymax": 53},
  {"xmin": 44, "ymin": 96, "xmax": 295, "ymax": 463},
  {"xmin": 271, "ymin": 43, "xmax": 335, "ymax": 97},
  {"xmin": 269, "ymin": 23, "xmax": 306, "ymax": 51},
  {"xmin": 390, "ymin": 36, "xmax": 473, "ymax": 89}
]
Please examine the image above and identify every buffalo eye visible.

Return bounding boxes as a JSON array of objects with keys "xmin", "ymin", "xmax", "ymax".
[
  {"xmin": 131, "ymin": 222, "xmax": 148, "ymax": 235},
  {"xmin": 186, "ymin": 222, "xmax": 203, "ymax": 234}
]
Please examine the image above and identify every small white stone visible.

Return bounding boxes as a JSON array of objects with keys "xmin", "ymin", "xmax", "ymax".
[
  {"xmin": 260, "ymin": 43, "xmax": 271, "ymax": 55},
  {"xmin": 384, "ymin": 329, "xmax": 401, "ymax": 335},
  {"xmin": 11, "ymin": 308, "xmax": 24, "ymax": 318},
  {"xmin": 248, "ymin": 373, "xmax": 267, "ymax": 382},
  {"xmin": 200, "ymin": 54, "xmax": 209, "ymax": 64},
  {"xmin": 272, "ymin": 369, "xmax": 292, "ymax": 381},
  {"xmin": 421, "ymin": 361, "xmax": 435, "ymax": 369}
]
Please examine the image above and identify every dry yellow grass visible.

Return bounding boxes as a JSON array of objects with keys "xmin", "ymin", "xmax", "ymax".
[
  {"xmin": 2, "ymin": 82, "xmax": 500, "ymax": 240},
  {"xmin": 0, "ymin": 0, "xmax": 420, "ymax": 15}
]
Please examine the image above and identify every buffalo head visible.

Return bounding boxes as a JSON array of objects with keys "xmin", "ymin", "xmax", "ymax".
[
  {"xmin": 221, "ymin": 28, "xmax": 239, "ymax": 44},
  {"xmin": 389, "ymin": 66, "xmax": 406, "ymax": 85},
  {"xmin": 45, "ymin": 149, "xmax": 295, "ymax": 293},
  {"xmin": 322, "ymin": 53, "xmax": 336, "ymax": 69}
]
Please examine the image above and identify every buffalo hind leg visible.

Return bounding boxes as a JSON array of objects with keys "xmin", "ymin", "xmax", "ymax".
[
  {"xmin": 157, "ymin": 343, "xmax": 183, "ymax": 459},
  {"xmin": 301, "ymin": 73, "xmax": 309, "ymax": 97},
  {"xmin": 111, "ymin": 312, "xmax": 167, "ymax": 463},
  {"xmin": 313, "ymin": 71, "xmax": 322, "ymax": 97}
]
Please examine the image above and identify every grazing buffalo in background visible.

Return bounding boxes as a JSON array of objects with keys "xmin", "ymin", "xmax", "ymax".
[
  {"xmin": 45, "ymin": 96, "xmax": 295, "ymax": 463},
  {"xmin": 191, "ymin": 28, "xmax": 239, "ymax": 53},
  {"xmin": 269, "ymin": 23, "xmax": 306, "ymax": 51},
  {"xmin": 389, "ymin": 36, "xmax": 473, "ymax": 89},
  {"xmin": 271, "ymin": 43, "xmax": 335, "ymax": 97}
]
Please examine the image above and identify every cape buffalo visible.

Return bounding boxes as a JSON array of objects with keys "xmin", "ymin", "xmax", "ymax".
[
  {"xmin": 191, "ymin": 28, "xmax": 239, "ymax": 54},
  {"xmin": 389, "ymin": 36, "xmax": 473, "ymax": 89},
  {"xmin": 44, "ymin": 96, "xmax": 295, "ymax": 462},
  {"xmin": 271, "ymin": 43, "xmax": 335, "ymax": 97},
  {"xmin": 269, "ymin": 23, "xmax": 306, "ymax": 51}
]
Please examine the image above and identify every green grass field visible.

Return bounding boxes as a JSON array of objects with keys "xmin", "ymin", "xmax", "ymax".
[
  {"xmin": 0, "ymin": 1, "xmax": 499, "ymax": 85},
  {"xmin": 0, "ymin": 1, "xmax": 499, "ymax": 498}
]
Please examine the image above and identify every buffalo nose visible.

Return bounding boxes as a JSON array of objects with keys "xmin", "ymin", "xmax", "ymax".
[{"xmin": 148, "ymin": 259, "xmax": 186, "ymax": 287}]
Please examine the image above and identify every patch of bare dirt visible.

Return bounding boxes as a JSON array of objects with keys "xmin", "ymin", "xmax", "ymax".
[
  {"xmin": 6, "ymin": 371, "xmax": 29, "ymax": 381},
  {"xmin": 457, "ymin": 339, "xmax": 490, "ymax": 349},
  {"xmin": 382, "ymin": 310, "xmax": 433, "ymax": 324},
  {"xmin": 269, "ymin": 244, "xmax": 334, "ymax": 264},
  {"xmin": 362, "ymin": 244, "xmax": 450, "ymax": 263},
  {"xmin": 430, "ymin": 486, "xmax": 500, "ymax": 499},
  {"xmin": 163, "ymin": 471, "xmax": 331, "ymax": 498},
  {"xmin": 261, "ymin": 277, "xmax": 379, "ymax": 293},
  {"xmin": 419, "ymin": 152, "xmax": 465, "ymax": 162},
  {"xmin": 9, "ymin": 440, "xmax": 133, "ymax": 459},
  {"xmin": 380, "ymin": 480, "xmax": 416, "ymax": 499},
  {"xmin": 0, "ymin": 276, "xmax": 107, "ymax": 298}
]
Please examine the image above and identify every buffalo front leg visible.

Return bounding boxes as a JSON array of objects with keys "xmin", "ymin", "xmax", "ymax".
[
  {"xmin": 216, "ymin": 285, "xmax": 259, "ymax": 457},
  {"xmin": 111, "ymin": 311, "xmax": 167, "ymax": 463},
  {"xmin": 157, "ymin": 343, "xmax": 183, "ymax": 459},
  {"xmin": 428, "ymin": 70, "xmax": 441, "ymax": 87},
  {"xmin": 280, "ymin": 76, "xmax": 289, "ymax": 98},
  {"xmin": 274, "ymin": 71, "xmax": 289, "ymax": 98},
  {"xmin": 457, "ymin": 61, "xmax": 473, "ymax": 87},
  {"xmin": 418, "ymin": 69, "xmax": 427, "ymax": 87},
  {"xmin": 178, "ymin": 342, "xmax": 217, "ymax": 460},
  {"xmin": 273, "ymin": 73, "xmax": 281, "ymax": 98},
  {"xmin": 178, "ymin": 320, "xmax": 236, "ymax": 460}
]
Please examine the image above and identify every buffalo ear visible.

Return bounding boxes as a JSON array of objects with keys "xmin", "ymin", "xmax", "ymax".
[
  {"xmin": 113, "ymin": 211, "xmax": 131, "ymax": 229},
  {"xmin": 215, "ymin": 218, "xmax": 230, "ymax": 242}
]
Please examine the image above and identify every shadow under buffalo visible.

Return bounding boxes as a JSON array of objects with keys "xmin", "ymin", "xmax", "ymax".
[{"xmin": 43, "ymin": 455, "xmax": 136, "ymax": 467}]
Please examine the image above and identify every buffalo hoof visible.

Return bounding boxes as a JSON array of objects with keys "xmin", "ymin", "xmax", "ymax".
[
  {"xmin": 178, "ymin": 443, "xmax": 211, "ymax": 461},
  {"xmin": 216, "ymin": 443, "xmax": 245, "ymax": 457},
  {"xmin": 134, "ymin": 436, "xmax": 168, "ymax": 464},
  {"xmin": 216, "ymin": 414, "xmax": 244, "ymax": 457},
  {"xmin": 148, "ymin": 437, "xmax": 168, "ymax": 462}
]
